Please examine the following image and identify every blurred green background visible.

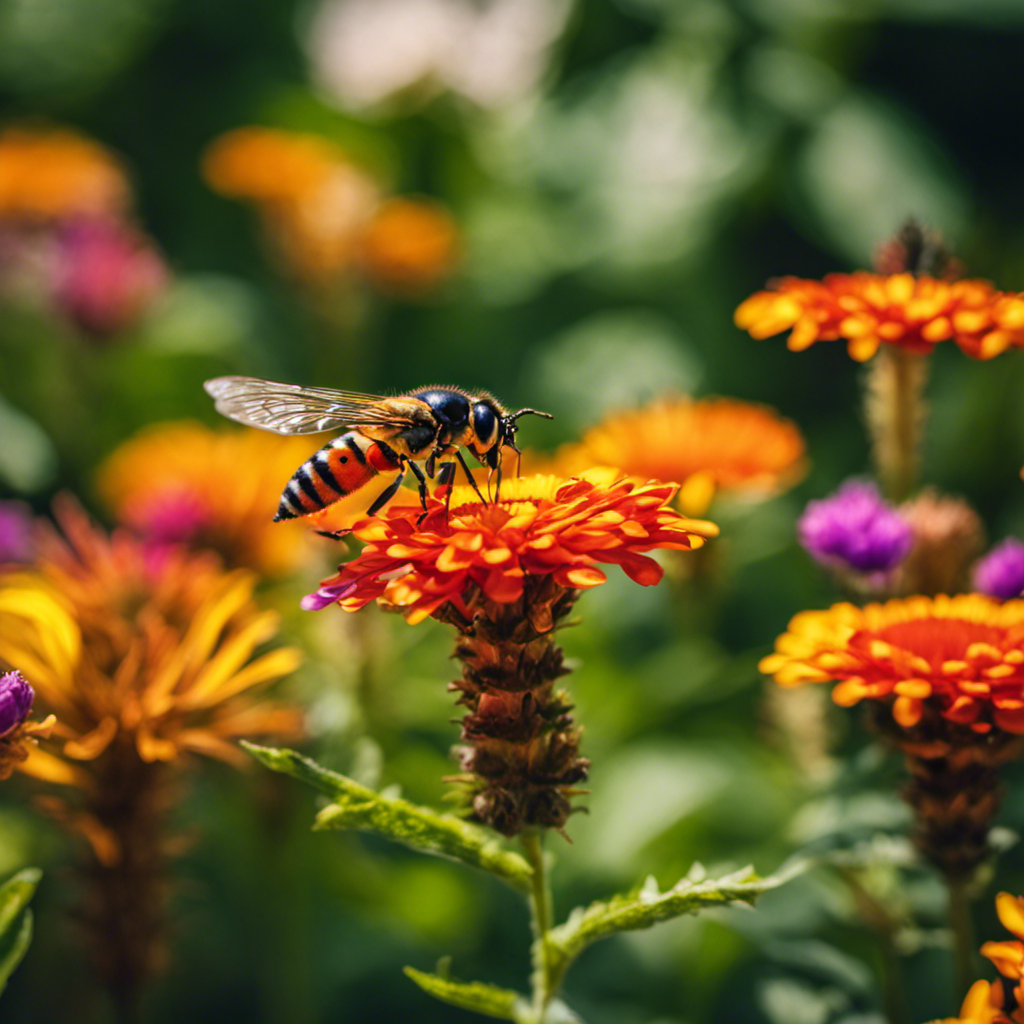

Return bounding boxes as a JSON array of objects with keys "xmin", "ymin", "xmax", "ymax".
[{"xmin": 4, "ymin": 1, "xmax": 1024, "ymax": 1022}]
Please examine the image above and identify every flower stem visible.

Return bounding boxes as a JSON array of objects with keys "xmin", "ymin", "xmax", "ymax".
[
  {"xmin": 946, "ymin": 873, "xmax": 976, "ymax": 1007},
  {"xmin": 865, "ymin": 345, "xmax": 928, "ymax": 503},
  {"xmin": 521, "ymin": 829, "xmax": 556, "ymax": 1022}
]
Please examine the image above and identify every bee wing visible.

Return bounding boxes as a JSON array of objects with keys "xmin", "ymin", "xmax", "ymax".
[{"xmin": 204, "ymin": 376, "xmax": 426, "ymax": 435}]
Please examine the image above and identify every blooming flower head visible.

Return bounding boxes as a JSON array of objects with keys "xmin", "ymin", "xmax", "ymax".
[
  {"xmin": 356, "ymin": 197, "xmax": 459, "ymax": 293},
  {"xmin": 52, "ymin": 217, "xmax": 167, "ymax": 337},
  {"xmin": 979, "ymin": 893, "xmax": 1024, "ymax": 1023},
  {"xmin": 937, "ymin": 979, "xmax": 1014, "ymax": 1024},
  {"xmin": 551, "ymin": 397, "xmax": 806, "ymax": 516},
  {"xmin": 798, "ymin": 479, "xmax": 912, "ymax": 575},
  {"xmin": 96, "ymin": 421, "xmax": 330, "ymax": 575},
  {"xmin": 304, "ymin": 472, "xmax": 718, "ymax": 623},
  {"xmin": 0, "ymin": 127, "xmax": 129, "ymax": 221},
  {"xmin": 0, "ymin": 499, "xmax": 302, "ymax": 825},
  {"xmin": 0, "ymin": 501, "xmax": 34, "ymax": 563},
  {"xmin": 735, "ymin": 272, "xmax": 1024, "ymax": 361},
  {"xmin": 761, "ymin": 594, "xmax": 1024, "ymax": 734},
  {"xmin": 975, "ymin": 540, "xmax": 1024, "ymax": 602}
]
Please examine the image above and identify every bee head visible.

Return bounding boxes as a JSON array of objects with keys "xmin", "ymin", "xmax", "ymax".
[{"xmin": 478, "ymin": 404, "xmax": 554, "ymax": 471}]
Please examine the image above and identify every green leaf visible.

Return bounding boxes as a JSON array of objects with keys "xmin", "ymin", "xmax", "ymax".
[
  {"xmin": 243, "ymin": 743, "xmax": 533, "ymax": 892},
  {"xmin": 403, "ymin": 967, "xmax": 527, "ymax": 1020},
  {"xmin": 0, "ymin": 868, "xmax": 41, "ymax": 995},
  {"xmin": 546, "ymin": 861, "xmax": 803, "ymax": 982}
]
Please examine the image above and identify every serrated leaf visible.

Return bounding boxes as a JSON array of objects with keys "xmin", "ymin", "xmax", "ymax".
[
  {"xmin": 243, "ymin": 743, "xmax": 533, "ymax": 891},
  {"xmin": 0, "ymin": 868, "xmax": 41, "ymax": 995},
  {"xmin": 403, "ymin": 966, "xmax": 527, "ymax": 1020},
  {"xmin": 546, "ymin": 861, "xmax": 803, "ymax": 980}
]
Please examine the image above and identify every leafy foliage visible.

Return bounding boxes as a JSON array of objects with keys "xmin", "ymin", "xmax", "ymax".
[{"xmin": 0, "ymin": 869, "xmax": 39, "ymax": 997}]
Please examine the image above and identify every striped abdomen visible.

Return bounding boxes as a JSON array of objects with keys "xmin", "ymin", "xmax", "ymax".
[{"xmin": 274, "ymin": 433, "xmax": 402, "ymax": 521}]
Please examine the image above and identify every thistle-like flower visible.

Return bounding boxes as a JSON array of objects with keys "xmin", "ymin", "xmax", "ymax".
[
  {"xmin": 305, "ymin": 473, "xmax": 717, "ymax": 835},
  {"xmin": 974, "ymin": 540, "xmax": 1024, "ymax": 601},
  {"xmin": 0, "ymin": 671, "xmax": 54, "ymax": 780},
  {"xmin": 762, "ymin": 595, "xmax": 1024, "ymax": 877},
  {"xmin": 0, "ymin": 498, "xmax": 302, "ymax": 1010}
]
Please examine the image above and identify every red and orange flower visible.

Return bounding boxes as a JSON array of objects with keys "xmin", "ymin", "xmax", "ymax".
[
  {"xmin": 304, "ymin": 472, "xmax": 719, "ymax": 623},
  {"xmin": 735, "ymin": 273, "xmax": 1024, "ymax": 362},
  {"xmin": 981, "ymin": 893, "xmax": 1024, "ymax": 1021}
]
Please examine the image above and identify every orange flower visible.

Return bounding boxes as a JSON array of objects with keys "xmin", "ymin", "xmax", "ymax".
[
  {"xmin": 552, "ymin": 397, "xmax": 806, "ymax": 515},
  {"xmin": 97, "ymin": 421, "xmax": 345, "ymax": 575},
  {"xmin": 937, "ymin": 979, "xmax": 1014, "ymax": 1024},
  {"xmin": 979, "ymin": 893, "xmax": 1024, "ymax": 1022},
  {"xmin": 761, "ymin": 595, "xmax": 1024, "ymax": 733},
  {"xmin": 356, "ymin": 197, "xmax": 459, "ymax": 293},
  {"xmin": 0, "ymin": 126, "xmax": 129, "ymax": 220},
  {"xmin": 305, "ymin": 472, "xmax": 718, "ymax": 624},
  {"xmin": 735, "ymin": 273, "xmax": 1024, "ymax": 361}
]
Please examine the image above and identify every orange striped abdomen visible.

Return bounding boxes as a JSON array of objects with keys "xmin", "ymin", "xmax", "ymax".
[{"xmin": 273, "ymin": 433, "xmax": 402, "ymax": 520}]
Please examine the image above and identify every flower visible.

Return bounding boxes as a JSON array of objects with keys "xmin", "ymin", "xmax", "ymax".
[
  {"xmin": 0, "ymin": 498, "xmax": 302, "ymax": 1001},
  {"xmin": 975, "ymin": 540, "xmax": 1024, "ymax": 601},
  {"xmin": 52, "ymin": 218, "xmax": 166, "ymax": 337},
  {"xmin": 798, "ymin": 479, "xmax": 912, "ymax": 575},
  {"xmin": 761, "ymin": 594, "xmax": 1024, "ymax": 733},
  {"xmin": 304, "ymin": 472, "xmax": 719, "ymax": 623},
  {"xmin": 980, "ymin": 893, "xmax": 1024, "ymax": 1023},
  {"xmin": 356, "ymin": 197, "xmax": 459, "ymax": 293},
  {"xmin": 898, "ymin": 490, "xmax": 985, "ymax": 597},
  {"xmin": 306, "ymin": 472, "xmax": 717, "ymax": 835},
  {"xmin": 551, "ymin": 397, "xmax": 806, "ymax": 516},
  {"xmin": 0, "ymin": 670, "xmax": 54, "ymax": 780},
  {"xmin": 0, "ymin": 501, "xmax": 34, "ymax": 563},
  {"xmin": 0, "ymin": 127, "xmax": 129, "ymax": 221},
  {"xmin": 735, "ymin": 273, "xmax": 1024, "ymax": 361},
  {"xmin": 937, "ymin": 979, "xmax": 1013, "ymax": 1024},
  {"xmin": 96, "ymin": 421, "xmax": 332, "ymax": 575}
]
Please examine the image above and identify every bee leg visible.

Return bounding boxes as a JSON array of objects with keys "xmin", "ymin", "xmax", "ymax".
[
  {"xmin": 455, "ymin": 449, "xmax": 487, "ymax": 504},
  {"xmin": 436, "ymin": 462, "xmax": 458, "ymax": 520},
  {"xmin": 406, "ymin": 459, "xmax": 430, "ymax": 514},
  {"xmin": 367, "ymin": 462, "xmax": 408, "ymax": 517}
]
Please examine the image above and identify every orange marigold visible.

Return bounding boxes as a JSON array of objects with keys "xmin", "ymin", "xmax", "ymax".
[
  {"xmin": 553, "ymin": 397, "xmax": 806, "ymax": 515},
  {"xmin": 735, "ymin": 273, "xmax": 1024, "ymax": 361},
  {"xmin": 0, "ymin": 126, "xmax": 129, "ymax": 220},
  {"xmin": 304, "ymin": 473, "xmax": 718, "ymax": 623}
]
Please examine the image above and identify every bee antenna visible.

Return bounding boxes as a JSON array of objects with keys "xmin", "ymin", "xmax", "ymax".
[{"xmin": 509, "ymin": 407, "xmax": 554, "ymax": 424}]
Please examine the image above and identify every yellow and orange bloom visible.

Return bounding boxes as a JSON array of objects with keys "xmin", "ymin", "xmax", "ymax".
[
  {"xmin": 0, "ymin": 498, "xmax": 302, "ymax": 1001},
  {"xmin": 978, "ymin": 893, "xmax": 1024, "ymax": 1023},
  {"xmin": 306, "ymin": 472, "xmax": 716, "ymax": 836},
  {"xmin": 552, "ymin": 397, "xmax": 806, "ymax": 516},
  {"xmin": 97, "ymin": 421, "xmax": 332, "ymax": 576},
  {"xmin": 936, "ymin": 979, "xmax": 1013, "ymax": 1024},
  {"xmin": 735, "ymin": 273, "xmax": 1024, "ymax": 362},
  {"xmin": 0, "ymin": 126, "xmax": 129, "ymax": 221},
  {"xmin": 761, "ymin": 595, "xmax": 1024, "ymax": 734}
]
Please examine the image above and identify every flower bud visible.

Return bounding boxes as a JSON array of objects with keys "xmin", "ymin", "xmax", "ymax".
[{"xmin": 974, "ymin": 538, "xmax": 1024, "ymax": 601}]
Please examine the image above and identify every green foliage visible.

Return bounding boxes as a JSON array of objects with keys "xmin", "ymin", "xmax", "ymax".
[
  {"xmin": 243, "ymin": 743, "xmax": 534, "ymax": 891},
  {"xmin": 0, "ymin": 868, "xmax": 40, "ymax": 997},
  {"xmin": 403, "ymin": 967, "xmax": 527, "ymax": 1021}
]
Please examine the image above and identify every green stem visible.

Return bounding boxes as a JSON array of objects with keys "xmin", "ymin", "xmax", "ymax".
[
  {"xmin": 521, "ymin": 830, "xmax": 555, "ymax": 1022},
  {"xmin": 866, "ymin": 346, "xmax": 927, "ymax": 503},
  {"xmin": 946, "ymin": 873, "xmax": 976, "ymax": 1008}
]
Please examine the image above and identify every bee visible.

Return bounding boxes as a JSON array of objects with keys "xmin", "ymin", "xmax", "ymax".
[{"xmin": 203, "ymin": 376, "xmax": 553, "ymax": 522}]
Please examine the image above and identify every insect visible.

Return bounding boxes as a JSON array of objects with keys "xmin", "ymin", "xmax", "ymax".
[{"xmin": 203, "ymin": 376, "xmax": 553, "ymax": 522}]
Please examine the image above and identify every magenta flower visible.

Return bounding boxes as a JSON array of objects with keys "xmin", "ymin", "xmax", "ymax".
[
  {"xmin": 798, "ymin": 479, "xmax": 913, "ymax": 575},
  {"xmin": 0, "ymin": 501, "xmax": 34, "ymax": 563},
  {"xmin": 52, "ymin": 217, "xmax": 166, "ymax": 337},
  {"xmin": 0, "ymin": 671, "xmax": 34, "ymax": 737},
  {"xmin": 974, "ymin": 538, "xmax": 1024, "ymax": 600}
]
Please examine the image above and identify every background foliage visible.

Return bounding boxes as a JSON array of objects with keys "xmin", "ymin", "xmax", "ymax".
[{"xmin": 3, "ymin": 1, "xmax": 1024, "ymax": 1022}]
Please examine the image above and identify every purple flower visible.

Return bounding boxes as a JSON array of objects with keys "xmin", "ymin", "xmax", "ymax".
[
  {"xmin": 0, "ymin": 671, "xmax": 34, "ymax": 736},
  {"xmin": 0, "ymin": 501, "xmax": 34, "ymax": 563},
  {"xmin": 973, "ymin": 538, "xmax": 1024, "ymax": 601},
  {"xmin": 798, "ymin": 480, "xmax": 913, "ymax": 574}
]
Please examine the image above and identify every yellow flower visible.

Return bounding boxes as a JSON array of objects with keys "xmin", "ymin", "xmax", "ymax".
[
  {"xmin": 0, "ymin": 126, "xmax": 129, "ymax": 220},
  {"xmin": 97, "ymin": 421, "xmax": 324, "ymax": 576},
  {"xmin": 735, "ymin": 273, "xmax": 1024, "ymax": 361},
  {"xmin": 553, "ymin": 397, "xmax": 806, "ymax": 516}
]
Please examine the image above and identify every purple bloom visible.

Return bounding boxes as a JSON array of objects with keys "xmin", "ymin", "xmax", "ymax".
[
  {"xmin": 0, "ymin": 671, "xmax": 34, "ymax": 736},
  {"xmin": 973, "ymin": 538, "xmax": 1024, "ymax": 600},
  {"xmin": 0, "ymin": 501, "xmax": 34, "ymax": 563},
  {"xmin": 798, "ymin": 480, "xmax": 913, "ymax": 574}
]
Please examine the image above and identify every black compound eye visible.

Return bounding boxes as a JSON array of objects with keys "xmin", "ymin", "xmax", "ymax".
[{"xmin": 472, "ymin": 403, "xmax": 499, "ymax": 449}]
